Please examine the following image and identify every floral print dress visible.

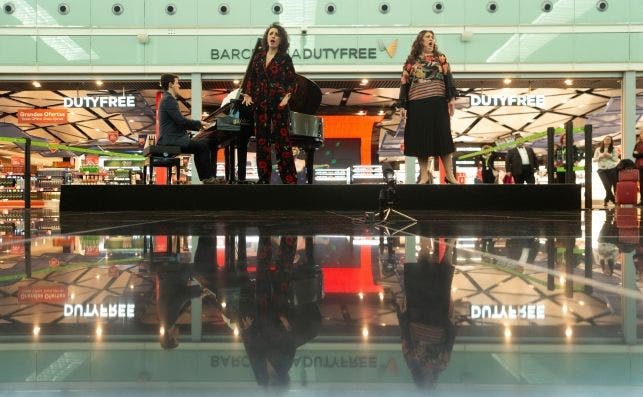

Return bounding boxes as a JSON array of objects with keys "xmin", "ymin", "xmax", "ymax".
[{"xmin": 245, "ymin": 50, "xmax": 297, "ymax": 184}]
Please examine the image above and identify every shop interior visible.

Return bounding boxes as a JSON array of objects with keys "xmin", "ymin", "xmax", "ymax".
[{"xmin": 0, "ymin": 76, "xmax": 641, "ymax": 200}]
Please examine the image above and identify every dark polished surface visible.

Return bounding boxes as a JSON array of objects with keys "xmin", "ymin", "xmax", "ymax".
[{"xmin": 1, "ymin": 208, "xmax": 642, "ymax": 395}]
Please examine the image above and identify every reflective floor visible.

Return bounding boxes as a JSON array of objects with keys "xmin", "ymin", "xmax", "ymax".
[{"xmin": 1, "ymin": 208, "xmax": 642, "ymax": 395}]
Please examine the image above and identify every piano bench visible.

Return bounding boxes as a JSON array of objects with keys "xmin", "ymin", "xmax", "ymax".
[{"xmin": 142, "ymin": 145, "xmax": 181, "ymax": 185}]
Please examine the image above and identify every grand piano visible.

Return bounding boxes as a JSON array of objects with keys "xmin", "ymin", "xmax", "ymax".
[{"xmin": 200, "ymin": 41, "xmax": 324, "ymax": 184}]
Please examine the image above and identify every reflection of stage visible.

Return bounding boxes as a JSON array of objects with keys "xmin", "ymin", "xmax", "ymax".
[{"xmin": 61, "ymin": 183, "xmax": 581, "ymax": 211}]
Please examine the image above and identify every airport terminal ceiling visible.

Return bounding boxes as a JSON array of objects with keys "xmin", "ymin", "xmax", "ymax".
[{"xmin": 0, "ymin": 76, "xmax": 642, "ymax": 162}]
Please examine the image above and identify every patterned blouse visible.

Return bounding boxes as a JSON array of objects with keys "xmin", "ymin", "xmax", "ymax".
[{"xmin": 401, "ymin": 53, "xmax": 457, "ymax": 102}]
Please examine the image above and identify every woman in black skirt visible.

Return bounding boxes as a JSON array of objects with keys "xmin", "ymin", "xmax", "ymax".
[{"xmin": 399, "ymin": 30, "xmax": 459, "ymax": 184}]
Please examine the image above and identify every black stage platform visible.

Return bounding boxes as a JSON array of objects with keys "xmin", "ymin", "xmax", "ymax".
[{"xmin": 60, "ymin": 183, "xmax": 581, "ymax": 212}]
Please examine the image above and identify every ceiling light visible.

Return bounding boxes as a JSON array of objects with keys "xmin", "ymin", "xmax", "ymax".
[
  {"xmin": 564, "ymin": 79, "xmax": 573, "ymax": 86},
  {"xmin": 362, "ymin": 327, "xmax": 369, "ymax": 338},
  {"xmin": 358, "ymin": 292, "xmax": 364, "ymax": 300},
  {"xmin": 159, "ymin": 326, "xmax": 165, "ymax": 336},
  {"xmin": 377, "ymin": 110, "xmax": 385, "ymax": 116},
  {"xmin": 504, "ymin": 327, "xmax": 512, "ymax": 338},
  {"xmin": 32, "ymin": 81, "xmax": 41, "ymax": 88},
  {"xmin": 565, "ymin": 326, "xmax": 573, "ymax": 338},
  {"xmin": 357, "ymin": 110, "xmax": 366, "ymax": 116},
  {"xmin": 129, "ymin": 119, "xmax": 135, "ymax": 123},
  {"xmin": 360, "ymin": 78, "xmax": 369, "ymax": 85},
  {"xmin": 96, "ymin": 325, "xmax": 103, "ymax": 337},
  {"xmin": 96, "ymin": 80, "xmax": 103, "ymax": 86},
  {"xmin": 201, "ymin": 112, "xmax": 209, "ymax": 117},
  {"xmin": 503, "ymin": 78, "xmax": 512, "ymax": 85},
  {"xmin": 232, "ymin": 79, "xmax": 240, "ymax": 85},
  {"xmin": 33, "ymin": 326, "xmax": 41, "ymax": 336}
]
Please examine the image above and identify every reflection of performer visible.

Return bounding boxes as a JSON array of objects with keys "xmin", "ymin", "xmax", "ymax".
[
  {"xmin": 154, "ymin": 263, "xmax": 202, "ymax": 350},
  {"xmin": 242, "ymin": 23, "xmax": 297, "ymax": 184},
  {"xmin": 221, "ymin": 89, "xmax": 254, "ymax": 183},
  {"xmin": 157, "ymin": 73, "xmax": 216, "ymax": 183},
  {"xmin": 395, "ymin": 237, "xmax": 456, "ymax": 388},
  {"xmin": 240, "ymin": 235, "xmax": 321, "ymax": 387}
]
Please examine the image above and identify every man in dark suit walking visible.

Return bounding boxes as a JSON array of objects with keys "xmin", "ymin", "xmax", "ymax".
[
  {"xmin": 505, "ymin": 138, "xmax": 538, "ymax": 184},
  {"xmin": 157, "ymin": 73, "xmax": 215, "ymax": 183}
]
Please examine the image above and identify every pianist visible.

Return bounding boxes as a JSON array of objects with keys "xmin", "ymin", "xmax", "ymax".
[
  {"xmin": 158, "ymin": 73, "xmax": 217, "ymax": 184},
  {"xmin": 242, "ymin": 23, "xmax": 297, "ymax": 185}
]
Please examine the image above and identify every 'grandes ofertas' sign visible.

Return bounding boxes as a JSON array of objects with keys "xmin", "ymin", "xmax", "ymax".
[
  {"xmin": 63, "ymin": 96, "xmax": 136, "ymax": 108},
  {"xmin": 469, "ymin": 94, "xmax": 545, "ymax": 107}
]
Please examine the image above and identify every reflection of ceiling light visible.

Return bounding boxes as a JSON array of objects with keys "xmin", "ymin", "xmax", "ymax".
[
  {"xmin": 362, "ymin": 327, "xmax": 369, "ymax": 338},
  {"xmin": 360, "ymin": 78, "xmax": 369, "ymax": 85},
  {"xmin": 564, "ymin": 79, "xmax": 573, "ymax": 86},
  {"xmin": 96, "ymin": 80, "xmax": 103, "ymax": 86},
  {"xmin": 565, "ymin": 326, "xmax": 573, "ymax": 338},
  {"xmin": 32, "ymin": 81, "xmax": 41, "ymax": 88},
  {"xmin": 504, "ymin": 327, "xmax": 512, "ymax": 338},
  {"xmin": 503, "ymin": 78, "xmax": 512, "ymax": 85},
  {"xmin": 33, "ymin": 326, "xmax": 41, "ymax": 336},
  {"xmin": 233, "ymin": 327, "xmax": 239, "ymax": 337},
  {"xmin": 202, "ymin": 112, "xmax": 209, "ymax": 117},
  {"xmin": 358, "ymin": 292, "xmax": 364, "ymax": 300},
  {"xmin": 96, "ymin": 326, "xmax": 103, "ymax": 337},
  {"xmin": 233, "ymin": 79, "xmax": 240, "ymax": 85},
  {"xmin": 357, "ymin": 110, "xmax": 366, "ymax": 116},
  {"xmin": 377, "ymin": 110, "xmax": 385, "ymax": 116},
  {"xmin": 129, "ymin": 119, "xmax": 134, "ymax": 123}
]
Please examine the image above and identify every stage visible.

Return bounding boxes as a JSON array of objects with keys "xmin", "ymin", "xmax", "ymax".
[{"xmin": 59, "ymin": 183, "xmax": 581, "ymax": 212}]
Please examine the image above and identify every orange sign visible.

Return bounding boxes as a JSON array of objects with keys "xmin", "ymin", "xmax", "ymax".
[
  {"xmin": 18, "ymin": 285, "xmax": 68, "ymax": 304},
  {"xmin": 17, "ymin": 109, "xmax": 68, "ymax": 125},
  {"xmin": 108, "ymin": 131, "xmax": 119, "ymax": 144}
]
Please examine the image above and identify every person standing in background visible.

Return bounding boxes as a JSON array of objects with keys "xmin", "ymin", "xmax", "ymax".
[
  {"xmin": 593, "ymin": 135, "xmax": 619, "ymax": 206},
  {"xmin": 632, "ymin": 130, "xmax": 643, "ymax": 205},
  {"xmin": 505, "ymin": 138, "xmax": 538, "ymax": 184}
]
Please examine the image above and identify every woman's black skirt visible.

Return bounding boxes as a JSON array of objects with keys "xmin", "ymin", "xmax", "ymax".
[{"xmin": 404, "ymin": 96, "xmax": 454, "ymax": 157}]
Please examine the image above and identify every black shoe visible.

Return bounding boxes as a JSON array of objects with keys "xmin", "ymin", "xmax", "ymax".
[
  {"xmin": 256, "ymin": 180, "xmax": 269, "ymax": 184},
  {"xmin": 603, "ymin": 199, "xmax": 609, "ymax": 207}
]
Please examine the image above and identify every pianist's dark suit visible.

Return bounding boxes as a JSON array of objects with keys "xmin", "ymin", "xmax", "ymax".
[{"xmin": 157, "ymin": 91, "xmax": 213, "ymax": 181}]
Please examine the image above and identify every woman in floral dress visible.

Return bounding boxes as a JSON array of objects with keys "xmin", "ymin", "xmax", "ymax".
[{"xmin": 243, "ymin": 23, "xmax": 297, "ymax": 184}]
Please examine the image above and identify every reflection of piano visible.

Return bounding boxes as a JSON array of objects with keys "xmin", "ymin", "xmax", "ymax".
[{"xmin": 200, "ymin": 41, "xmax": 324, "ymax": 184}]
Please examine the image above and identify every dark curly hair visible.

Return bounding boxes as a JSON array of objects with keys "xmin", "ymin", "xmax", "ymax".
[
  {"xmin": 406, "ymin": 30, "xmax": 440, "ymax": 64},
  {"xmin": 261, "ymin": 22, "xmax": 290, "ymax": 53}
]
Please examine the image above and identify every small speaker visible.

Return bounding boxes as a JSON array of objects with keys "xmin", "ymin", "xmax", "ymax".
[
  {"xmin": 218, "ymin": 3, "xmax": 229, "ymax": 15},
  {"xmin": 3, "ymin": 2, "xmax": 15, "ymax": 14},
  {"xmin": 541, "ymin": 0, "xmax": 553, "ymax": 12},
  {"xmin": 596, "ymin": 0, "xmax": 608, "ymax": 12},
  {"xmin": 112, "ymin": 3, "xmax": 124, "ymax": 15},
  {"xmin": 58, "ymin": 3, "xmax": 70, "ymax": 15},
  {"xmin": 432, "ymin": 2, "xmax": 444, "ymax": 13},
  {"xmin": 272, "ymin": 2, "xmax": 282, "ymax": 14},
  {"xmin": 486, "ymin": 1, "xmax": 498, "ymax": 13},
  {"xmin": 165, "ymin": 4, "xmax": 176, "ymax": 15},
  {"xmin": 379, "ymin": 2, "xmax": 390, "ymax": 14},
  {"xmin": 325, "ymin": 3, "xmax": 336, "ymax": 14}
]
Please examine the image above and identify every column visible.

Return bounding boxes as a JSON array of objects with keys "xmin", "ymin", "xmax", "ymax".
[
  {"xmin": 621, "ymin": 71, "xmax": 636, "ymax": 159},
  {"xmin": 190, "ymin": 73, "xmax": 203, "ymax": 185}
]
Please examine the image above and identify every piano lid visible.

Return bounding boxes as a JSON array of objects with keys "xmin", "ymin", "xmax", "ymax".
[{"xmin": 289, "ymin": 74, "xmax": 322, "ymax": 115}]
